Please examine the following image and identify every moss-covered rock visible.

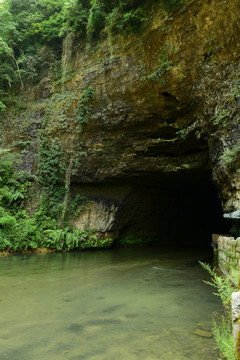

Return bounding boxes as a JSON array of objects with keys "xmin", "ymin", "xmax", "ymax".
[{"xmin": 1, "ymin": 0, "xmax": 240, "ymax": 246}]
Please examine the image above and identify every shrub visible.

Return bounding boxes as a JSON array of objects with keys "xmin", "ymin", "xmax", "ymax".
[
  {"xmin": 200, "ymin": 262, "xmax": 238, "ymax": 360},
  {"xmin": 87, "ymin": 1, "xmax": 106, "ymax": 41}
]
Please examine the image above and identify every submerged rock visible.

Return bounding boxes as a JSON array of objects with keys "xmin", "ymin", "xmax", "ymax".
[{"xmin": 192, "ymin": 329, "xmax": 213, "ymax": 339}]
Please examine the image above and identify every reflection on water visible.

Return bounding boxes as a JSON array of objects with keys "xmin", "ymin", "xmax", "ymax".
[{"xmin": 0, "ymin": 247, "xmax": 220, "ymax": 360}]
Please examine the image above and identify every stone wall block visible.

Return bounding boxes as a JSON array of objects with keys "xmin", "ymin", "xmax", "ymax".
[
  {"xmin": 232, "ymin": 292, "xmax": 240, "ymax": 358},
  {"xmin": 236, "ymin": 238, "xmax": 240, "ymax": 253}
]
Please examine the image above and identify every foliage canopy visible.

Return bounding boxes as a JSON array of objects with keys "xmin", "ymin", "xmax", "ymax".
[{"xmin": 0, "ymin": 0, "xmax": 184, "ymax": 96}]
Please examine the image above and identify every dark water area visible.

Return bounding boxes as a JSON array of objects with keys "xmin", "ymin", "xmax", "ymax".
[{"xmin": 0, "ymin": 246, "xmax": 220, "ymax": 359}]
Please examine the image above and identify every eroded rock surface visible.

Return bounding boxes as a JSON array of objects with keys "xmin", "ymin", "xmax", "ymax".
[{"xmin": 1, "ymin": 0, "xmax": 240, "ymax": 243}]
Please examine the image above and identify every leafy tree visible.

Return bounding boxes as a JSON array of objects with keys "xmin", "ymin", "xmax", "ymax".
[
  {"xmin": 87, "ymin": 0, "xmax": 106, "ymax": 41},
  {"xmin": 0, "ymin": 5, "xmax": 22, "ymax": 89},
  {"xmin": 0, "ymin": 0, "xmax": 65, "ymax": 93},
  {"xmin": 60, "ymin": 0, "xmax": 90, "ymax": 38}
]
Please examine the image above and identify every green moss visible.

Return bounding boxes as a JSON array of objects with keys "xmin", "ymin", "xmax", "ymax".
[
  {"xmin": 214, "ymin": 108, "xmax": 230, "ymax": 126},
  {"xmin": 223, "ymin": 249, "xmax": 239, "ymax": 260},
  {"xmin": 220, "ymin": 143, "xmax": 240, "ymax": 166},
  {"xmin": 145, "ymin": 48, "xmax": 174, "ymax": 86},
  {"xmin": 82, "ymin": 235, "xmax": 114, "ymax": 249},
  {"xmin": 116, "ymin": 236, "xmax": 158, "ymax": 246}
]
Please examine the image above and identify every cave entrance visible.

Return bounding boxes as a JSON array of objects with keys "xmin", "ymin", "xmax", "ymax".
[{"xmin": 115, "ymin": 170, "xmax": 230, "ymax": 248}]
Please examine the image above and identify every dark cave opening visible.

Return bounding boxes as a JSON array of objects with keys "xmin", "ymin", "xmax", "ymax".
[
  {"xmin": 114, "ymin": 171, "xmax": 230, "ymax": 248},
  {"xmin": 72, "ymin": 170, "xmax": 230, "ymax": 249}
]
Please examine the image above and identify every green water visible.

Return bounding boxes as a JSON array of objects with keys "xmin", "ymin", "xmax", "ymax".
[{"xmin": 0, "ymin": 247, "xmax": 220, "ymax": 360}]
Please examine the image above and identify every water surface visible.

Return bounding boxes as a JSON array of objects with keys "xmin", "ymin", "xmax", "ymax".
[{"xmin": 0, "ymin": 247, "xmax": 220, "ymax": 359}]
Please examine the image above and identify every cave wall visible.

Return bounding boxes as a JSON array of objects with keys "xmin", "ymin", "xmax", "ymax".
[
  {"xmin": 70, "ymin": 172, "xmax": 229, "ymax": 246},
  {"xmin": 1, "ymin": 0, "xmax": 240, "ymax": 244}
]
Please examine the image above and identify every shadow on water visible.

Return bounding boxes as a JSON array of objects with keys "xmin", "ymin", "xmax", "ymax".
[{"xmin": 0, "ymin": 246, "xmax": 220, "ymax": 360}]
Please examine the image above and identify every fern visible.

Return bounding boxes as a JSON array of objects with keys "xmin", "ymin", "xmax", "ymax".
[
  {"xmin": 199, "ymin": 262, "xmax": 236, "ymax": 308},
  {"xmin": 200, "ymin": 262, "xmax": 238, "ymax": 360},
  {"xmin": 0, "ymin": 233, "xmax": 12, "ymax": 250},
  {"xmin": 0, "ymin": 186, "xmax": 14, "ymax": 203},
  {"xmin": 0, "ymin": 214, "xmax": 16, "ymax": 229},
  {"xmin": 212, "ymin": 316, "xmax": 236, "ymax": 360}
]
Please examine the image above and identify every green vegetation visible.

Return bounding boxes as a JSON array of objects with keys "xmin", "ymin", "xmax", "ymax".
[
  {"xmin": 146, "ymin": 49, "xmax": 174, "ymax": 86},
  {"xmin": 0, "ymin": 0, "xmax": 185, "ymax": 106},
  {"xmin": 60, "ymin": 86, "xmax": 95, "ymax": 225},
  {"xmin": 0, "ymin": 149, "xmax": 36, "ymax": 251},
  {"xmin": 37, "ymin": 139, "xmax": 65, "ymax": 215},
  {"xmin": 0, "ymin": 74, "xmax": 98, "ymax": 251},
  {"xmin": 0, "ymin": 0, "xmax": 186, "ymax": 252},
  {"xmin": 200, "ymin": 262, "xmax": 238, "ymax": 360},
  {"xmin": 0, "ymin": 82, "xmax": 98, "ymax": 252},
  {"xmin": 0, "ymin": 147, "xmax": 108, "ymax": 252},
  {"xmin": 75, "ymin": 86, "xmax": 95, "ymax": 128},
  {"xmin": 212, "ymin": 316, "xmax": 236, "ymax": 360},
  {"xmin": 220, "ymin": 144, "xmax": 240, "ymax": 167},
  {"xmin": 214, "ymin": 109, "xmax": 230, "ymax": 126},
  {"xmin": 117, "ymin": 236, "xmax": 157, "ymax": 246},
  {"xmin": 213, "ymin": 73, "xmax": 240, "ymax": 129},
  {"xmin": 176, "ymin": 126, "xmax": 188, "ymax": 139}
]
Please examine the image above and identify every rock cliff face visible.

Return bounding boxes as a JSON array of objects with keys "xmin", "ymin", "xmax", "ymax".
[{"xmin": 1, "ymin": 0, "xmax": 240, "ymax": 245}]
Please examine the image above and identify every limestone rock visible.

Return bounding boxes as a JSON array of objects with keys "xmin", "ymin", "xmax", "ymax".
[
  {"xmin": 1, "ymin": 0, "xmax": 240, "ymax": 243},
  {"xmin": 224, "ymin": 210, "xmax": 240, "ymax": 220}
]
